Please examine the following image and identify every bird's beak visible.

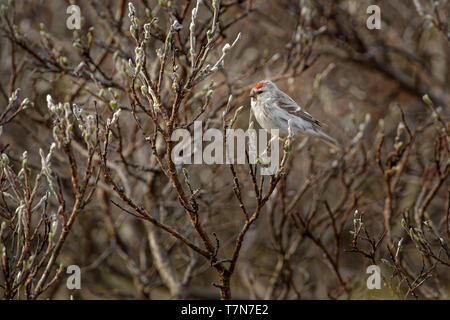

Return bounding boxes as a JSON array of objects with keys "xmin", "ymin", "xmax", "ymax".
[{"xmin": 249, "ymin": 92, "xmax": 256, "ymax": 98}]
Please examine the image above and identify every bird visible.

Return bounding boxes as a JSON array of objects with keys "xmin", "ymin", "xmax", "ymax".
[{"xmin": 249, "ymin": 80, "xmax": 340, "ymax": 149}]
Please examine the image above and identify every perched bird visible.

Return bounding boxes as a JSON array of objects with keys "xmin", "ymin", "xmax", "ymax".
[{"xmin": 249, "ymin": 80, "xmax": 340, "ymax": 149}]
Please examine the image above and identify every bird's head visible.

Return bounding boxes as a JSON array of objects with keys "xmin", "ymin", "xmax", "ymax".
[{"xmin": 249, "ymin": 80, "xmax": 277, "ymax": 99}]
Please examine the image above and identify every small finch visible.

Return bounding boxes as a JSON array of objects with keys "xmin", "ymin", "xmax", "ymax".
[{"xmin": 250, "ymin": 80, "xmax": 340, "ymax": 149}]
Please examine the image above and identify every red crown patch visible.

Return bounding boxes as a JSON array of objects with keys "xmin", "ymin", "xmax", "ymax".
[{"xmin": 253, "ymin": 82, "xmax": 263, "ymax": 89}]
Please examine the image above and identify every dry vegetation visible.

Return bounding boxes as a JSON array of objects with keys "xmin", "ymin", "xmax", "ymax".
[{"xmin": 0, "ymin": 0, "xmax": 449, "ymax": 299}]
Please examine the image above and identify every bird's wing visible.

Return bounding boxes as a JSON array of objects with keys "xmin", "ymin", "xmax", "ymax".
[{"xmin": 275, "ymin": 90, "xmax": 322, "ymax": 127}]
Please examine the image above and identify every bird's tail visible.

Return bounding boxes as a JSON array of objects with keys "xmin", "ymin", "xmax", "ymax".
[{"xmin": 308, "ymin": 129, "xmax": 342, "ymax": 151}]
